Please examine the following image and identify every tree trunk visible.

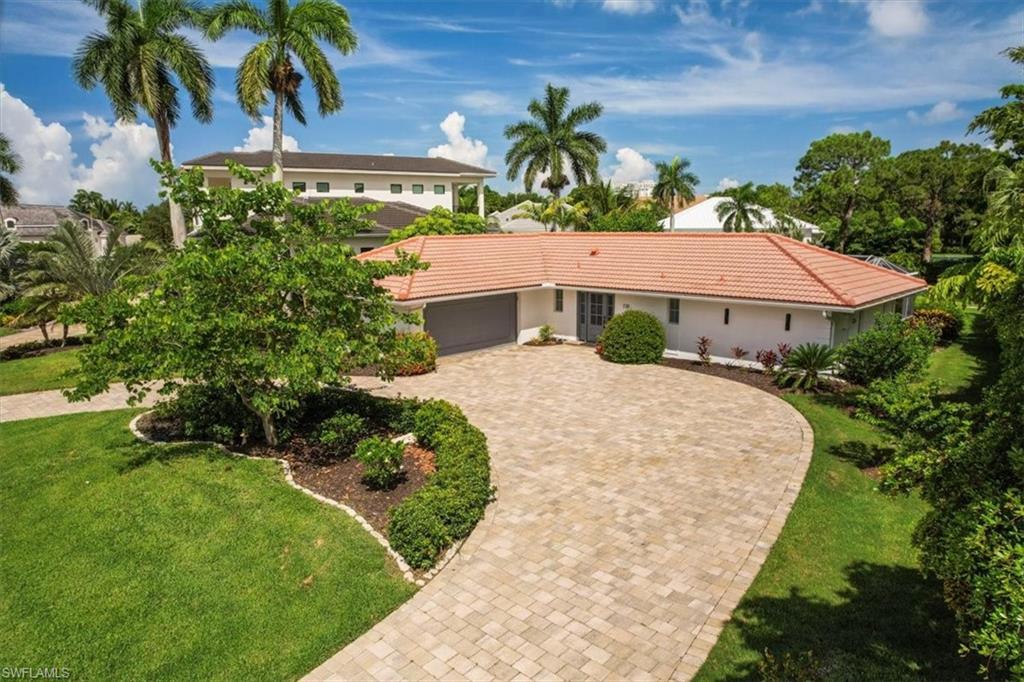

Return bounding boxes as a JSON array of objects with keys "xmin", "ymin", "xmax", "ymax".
[
  {"xmin": 61, "ymin": 322, "xmax": 68, "ymax": 346},
  {"xmin": 922, "ymin": 221, "xmax": 935, "ymax": 264},
  {"xmin": 839, "ymin": 197, "xmax": 855, "ymax": 254},
  {"xmin": 669, "ymin": 196, "xmax": 675, "ymax": 232},
  {"xmin": 38, "ymin": 321, "xmax": 50, "ymax": 342},
  {"xmin": 236, "ymin": 387, "xmax": 278, "ymax": 446},
  {"xmin": 272, "ymin": 91, "xmax": 285, "ymax": 184},
  {"xmin": 155, "ymin": 113, "xmax": 187, "ymax": 249}
]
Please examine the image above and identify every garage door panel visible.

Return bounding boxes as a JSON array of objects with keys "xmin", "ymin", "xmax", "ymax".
[{"xmin": 425, "ymin": 294, "xmax": 517, "ymax": 355}]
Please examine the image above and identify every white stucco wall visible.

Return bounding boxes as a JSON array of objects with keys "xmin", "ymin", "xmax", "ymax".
[
  {"xmin": 830, "ymin": 297, "xmax": 911, "ymax": 346},
  {"xmin": 517, "ymin": 288, "xmax": 577, "ymax": 343}
]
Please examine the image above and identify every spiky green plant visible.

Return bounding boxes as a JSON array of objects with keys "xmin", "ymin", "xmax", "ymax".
[{"xmin": 776, "ymin": 342, "xmax": 838, "ymax": 391}]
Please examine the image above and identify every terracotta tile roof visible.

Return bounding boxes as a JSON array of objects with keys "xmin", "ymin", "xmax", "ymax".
[
  {"xmin": 358, "ymin": 232, "xmax": 928, "ymax": 309},
  {"xmin": 181, "ymin": 150, "xmax": 495, "ymax": 176}
]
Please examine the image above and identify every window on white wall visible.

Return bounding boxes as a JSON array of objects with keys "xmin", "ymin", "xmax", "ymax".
[
  {"xmin": 668, "ymin": 298, "xmax": 680, "ymax": 324},
  {"xmin": 724, "ymin": 308, "xmax": 730, "ymax": 325},
  {"xmin": 412, "ymin": 184, "xmax": 424, "ymax": 194},
  {"xmin": 785, "ymin": 313, "xmax": 792, "ymax": 331},
  {"xmin": 390, "ymin": 184, "xmax": 402, "ymax": 194},
  {"xmin": 354, "ymin": 182, "xmax": 364, "ymax": 193},
  {"xmin": 434, "ymin": 184, "xmax": 446, "ymax": 195},
  {"xmin": 292, "ymin": 181, "xmax": 306, "ymax": 192},
  {"xmin": 554, "ymin": 289, "xmax": 563, "ymax": 312}
]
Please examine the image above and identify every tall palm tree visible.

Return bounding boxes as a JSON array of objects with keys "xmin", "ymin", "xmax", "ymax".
[
  {"xmin": 205, "ymin": 0, "xmax": 358, "ymax": 182},
  {"xmin": 504, "ymin": 84, "xmax": 606, "ymax": 198},
  {"xmin": 652, "ymin": 157, "xmax": 699, "ymax": 231},
  {"xmin": 0, "ymin": 133, "xmax": 21, "ymax": 206},
  {"xmin": 0, "ymin": 226, "xmax": 19, "ymax": 302},
  {"xmin": 575, "ymin": 180, "xmax": 633, "ymax": 217},
  {"xmin": 715, "ymin": 182, "xmax": 767, "ymax": 232},
  {"xmin": 74, "ymin": 0, "xmax": 214, "ymax": 248}
]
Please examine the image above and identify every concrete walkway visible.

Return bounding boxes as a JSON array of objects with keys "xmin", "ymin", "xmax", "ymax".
[
  {"xmin": 307, "ymin": 344, "xmax": 813, "ymax": 681},
  {"xmin": 0, "ymin": 323, "xmax": 86, "ymax": 350},
  {"xmin": 0, "ymin": 383, "xmax": 159, "ymax": 423}
]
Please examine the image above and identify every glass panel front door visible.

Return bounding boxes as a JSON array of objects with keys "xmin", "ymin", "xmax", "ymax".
[{"xmin": 577, "ymin": 291, "xmax": 614, "ymax": 342}]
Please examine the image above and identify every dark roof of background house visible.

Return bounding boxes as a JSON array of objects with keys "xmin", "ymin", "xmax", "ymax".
[
  {"xmin": 182, "ymin": 150, "xmax": 495, "ymax": 176},
  {"xmin": 298, "ymin": 196, "xmax": 431, "ymax": 234},
  {"xmin": 0, "ymin": 204, "xmax": 114, "ymax": 239}
]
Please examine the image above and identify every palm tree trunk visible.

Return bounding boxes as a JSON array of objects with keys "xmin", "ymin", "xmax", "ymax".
[
  {"xmin": 156, "ymin": 112, "xmax": 187, "ymax": 249},
  {"xmin": 61, "ymin": 322, "xmax": 68, "ymax": 346},
  {"xmin": 272, "ymin": 91, "xmax": 285, "ymax": 184},
  {"xmin": 38, "ymin": 321, "xmax": 50, "ymax": 343}
]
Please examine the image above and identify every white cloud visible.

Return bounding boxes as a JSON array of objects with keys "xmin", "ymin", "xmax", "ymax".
[
  {"xmin": 716, "ymin": 177, "xmax": 740, "ymax": 191},
  {"xmin": 794, "ymin": 0, "xmax": 823, "ymax": 16},
  {"xmin": 828, "ymin": 125, "xmax": 859, "ymax": 134},
  {"xmin": 865, "ymin": 0, "xmax": 928, "ymax": 38},
  {"xmin": 1, "ymin": 87, "xmax": 161, "ymax": 206},
  {"xmin": 607, "ymin": 147, "xmax": 656, "ymax": 186},
  {"xmin": 602, "ymin": 0, "xmax": 657, "ymax": 15},
  {"xmin": 456, "ymin": 90, "xmax": 515, "ymax": 115},
  {"xmin": 427, "ymin": 112, "xmax": 488, "ymax": 168},
  {"xmin": 907, "ymin": 100, "xmax": 965, "ymax": 125},
  {"xmin": 233, "ymin": 116, "xmax": 301, "ymax": 152}
]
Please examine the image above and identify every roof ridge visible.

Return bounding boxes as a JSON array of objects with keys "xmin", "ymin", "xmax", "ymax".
[
  {"xmin": 763, "ymin": 233, "xmax": 853, "ymax": 307},
  {"xmin": 785, "ymin": 236, "xmax": 930, "ymax": 286},
  {"xmin": 400, "ymin": 236, "xmax": 428, "ymax": 301}
]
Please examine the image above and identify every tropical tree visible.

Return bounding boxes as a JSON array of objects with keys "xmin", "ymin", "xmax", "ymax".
[
  {"xmin": 968, "ymin": 46, "xmax": 1024, "ymax": 160},
  {"xmin": 571, "ymin": 180, "xmax": 633, "ymax": 218},
  {"xmin": 652, "ymin": 157, "xmax": 699, "ymax": 231},
  {"xmin": 74, "ymin": 0, "xmax": 213, "ymax": 248},
  {"xmin": 0, "ymin": 133, "xmax": 20, "ymax": 206},
  {"xmin": 504, "ymin": 84, "xmax": 606, "ymax": 198},
  {"xmin": 385, "ymin": 207, "xmax": 486, "ymax": 243},
  {"xmin": 715, "ymin": 182, "xmax": 767, "ymax": 232},
  {"xmin": 794, "ymin": 131, "xmax": 890, "ymax": 253},
  {"xmin": 204, "ymin": 0, "xmax": 358, "ymax": 183},
  {"xmin": 514, "ymin": 198, "xmax": 587, "ymax": 232},
  {"xmin": 0, "ymin": 226, "xmax": 19, "ymax": 302}
]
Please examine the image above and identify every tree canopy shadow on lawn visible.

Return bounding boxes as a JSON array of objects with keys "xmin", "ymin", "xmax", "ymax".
[
  {"xmin": 116, "ymin": 438, "xmax": 231, "ymax": 473},
  {"xmin": 719, "ymin": 561, "xmax": 978, "ymax": 681}
]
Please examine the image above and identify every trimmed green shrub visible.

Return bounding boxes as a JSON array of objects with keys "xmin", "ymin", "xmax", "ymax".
[
  {"xmin": 354, "ymin": 436, "xmax": 404, "ymax": 489},
  {"xmin": 384, "ymin": 331, "xmax": 438, "ymax": 376},
  {"xmin": 775, "ymin": 343, "xmax": 837, "ymax": 391},
  {"xmin": 537, "ymin": 324, "xmax": 554, "ymax": 343},
  {"xmin": 154, "ymin": 383, "xmax": 260, "ymax": 445},
  {"xmin": 855, "ymin": 376, "xmax": 939, "ymax": 433},
  {"xmin": 389, "ymin": 399, "xmax": 492, "ymax": 569},
  {"xmin": 0, "ymin": 335, "xmax": 90, "ymax": 360},
  {"xmin": 837, "ymin": 312, "xmax": 937, "ymax": 385},
  {"xmin": 597, "ymin": 310, "xmax": 666, "ymax": 364},
  {"xmin": 911, "ymin": 308, "xmax": 964, "ymax": 342},
  {"xmin": 315, "ymin": 411, "xmax": 367, "ymax": 455}
]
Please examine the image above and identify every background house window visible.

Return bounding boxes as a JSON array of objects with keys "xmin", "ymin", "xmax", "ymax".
[
  {"xmin": 360, "ymin": 246, "xmax": 373, "ymax": 253},
  {"xmin": 292, "ymin": 181, "xmax": 306, "ymax": 192},
  {"xmin": 4, "ymin": 219, "xmax": 14, "ymax": 229},
  {"xmin": 390, "ymin": 184, "xmax": 402, "ymax": 194},
  {"xmin": 316, "ymin": 182, "xmax": 329, "ymax": 193},
  {"xmin": 412, "ymin": 184, "xmax": 424, "ymax": 194},
  {"xmin": 354, "ymin": 182, "xmax": 364, "ymax": 193},
  {"xmin": 668, "ymin": 298, "xmax": 680, "ymax": 324},
  {"xmin": 434, "ymin": 184, "xmax": 446, "ymax": 195},
  {"xmin": 785, "ymin": 313, "xmax": 792, "ymax": 331},
  {"xmin": 554, "ymin": 289, "xmax": 563, "ymax": 312},
  {"xmin": 724, "ymin": 308, "xmax": 730, "ymax": 325}
]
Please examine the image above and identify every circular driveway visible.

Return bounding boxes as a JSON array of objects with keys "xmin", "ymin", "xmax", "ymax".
[{"xmin": 307, "ymin": 344, "xmax": 812, "ymax": 681}]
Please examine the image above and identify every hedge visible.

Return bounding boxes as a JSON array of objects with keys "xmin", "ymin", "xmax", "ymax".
[
  {"xmin": 388, "ymin": 399, "xmax": 492, "ymax": 569},
  {"xmin": 0, "ymin": 336, "xmax": 90, "ymax": 361}
]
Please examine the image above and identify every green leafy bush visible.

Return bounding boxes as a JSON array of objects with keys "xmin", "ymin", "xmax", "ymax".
[
  {"xmin": 0, "ymin": 336, "xmax": 90, "ymax": 361},
  {"xmin": 837, "ymin": 312, "xmax": 937, "ymax": 385},
  {"xmin": 911, "ymin": 308, "xmax": 964, "ymax": 342},
  {"xmin": 776, "ymin": 343, "xmax": 837, "ymax": 391},
  {"xmin": 389, "ymin": 400, "xmax": 491, "ymax": 569},
  {"xmin": 597, "ymin": 310, "xmax": 666, "ymax": 364},
  {"xmin": 154, "ymin": 383, "xmax": 260, "ymax": 445},
  {"xmin": 354, "ymin": 436, "xmax": 404, "ymax": 489},
  {"xmin": 315, "ymin": 411, "xmax": 367, "ymax": 455},
  {"xmin": 537, "ymin": 324, "xmax": 554, "ymax": 343},
  {"xmin": 590, "ymin": 206, "xmax": 663, "ymax": 232},
  {"xmin": 384, "ymin": 331, "xmax": 438, "ymax": 376}
]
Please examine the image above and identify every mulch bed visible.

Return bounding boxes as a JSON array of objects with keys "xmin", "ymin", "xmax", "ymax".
[
  {"xmin": 136, "ymin": 413, "xmax": 434, "ymax": 538},
  {"xmin": 661, "ymin": 357, "xmax": 784, "ymax": 396}
]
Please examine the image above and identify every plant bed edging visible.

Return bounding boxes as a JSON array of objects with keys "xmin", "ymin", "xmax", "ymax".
[{"xmin": 128, "ymin": 410, "xmax": 454, "ymax": 585}]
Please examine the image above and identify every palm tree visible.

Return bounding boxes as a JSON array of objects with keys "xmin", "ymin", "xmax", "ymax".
[
  {"xmin": 575, "ymin": 180, "xmax": 633, "ymax": 218},
  {"xmin": 205, "ymin": 0, "xmax": 358, "ymax": 183},
  {"xmin": 0, "ymin": 226, "xmax": 19, "ymax": 302},
  {"xmin": 504, "ymin": 84, "xmax": 606, "ymax": 198},
  {"xmin": 715, "ymin": 182, "xmax": 767, "ymax": 232},
  {"xmin": 74, "ymin": 0, "xmax": 214, "ymax": 248},
  {"xmin": 652, "ymin": 157, "xmax": 699, "ymax": 231},
  {"xmin": 0, "ymin": 133, "xmax": 20, "ymax": 206}
]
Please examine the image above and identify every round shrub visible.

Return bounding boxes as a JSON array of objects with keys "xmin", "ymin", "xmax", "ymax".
[
  {"xmin": 387, "ymin": 495, "xmax": 451, "ymax": 569},
  {"xmin": 354, "ymin": 436, "xmax": 405, "ymax": 489},
  {"xmin": 597, "ymin": 310, "xmax": 666, "ymax": 364},
  {"xmin": 911, "ymin": 308, "xmax": 964, "ymax": 342},
  {"xmin": 385, "ymin": 331, "xmax": 438, "ymax": 376},
  {"xmin": 837, "ymin": 313, "xmax": 937, "ymax": 385},
  {"xmin": 315, "ymin": 411, "xmax": 367, "ymax": 455}
]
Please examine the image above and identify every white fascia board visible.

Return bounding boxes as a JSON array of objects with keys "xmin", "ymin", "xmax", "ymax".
[{"xmin": 183, "ymin": 164, "xmax": 495, "ymax": 179}]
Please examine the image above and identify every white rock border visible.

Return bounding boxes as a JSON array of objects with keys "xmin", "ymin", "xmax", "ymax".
[{"xmin": 128, "ymin": 411, "xmax": 467, "ymax": 586}]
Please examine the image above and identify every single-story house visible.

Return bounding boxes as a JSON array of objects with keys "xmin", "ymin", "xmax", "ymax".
[
  {"xmin": 358, "ymin": 232, "xmax": 928, "ymax": 357},
  {"xmin": 0, "ymin": 204, "xmax": 138, "ymax": 251},
  {"xmin": 488, "ymin": 201, "xmax": 547, "ymax": 233},
  {"xmin": 660, "ymin": 196, "xmax": 822, "ymax": 242}
]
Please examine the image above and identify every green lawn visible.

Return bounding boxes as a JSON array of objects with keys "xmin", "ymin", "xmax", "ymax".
[
  {"xmin": 697, "ymin": 372, "xmax": 985, "ymax": 677},
  {"xmin": 0, "ymin": 348, "xmax": 82, "ymax": 396},
  {"xmin": 924, "ymin": 311, "xmax": 999, "ymax": 402},
  {"xmin": 0, "ymin": 411, "xmax": 415, "ymax": 680}
]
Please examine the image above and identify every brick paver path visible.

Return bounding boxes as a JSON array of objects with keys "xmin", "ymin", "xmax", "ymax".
[
  {"xmin": 0, "ymin": 383, "xmax": 160, "ymax": 422},
  {"xmin": 307, "ymin": 344, "xmax": 813, "ymax": 681},
  {"xmin": 0, "ymin": 323, "xmax": 86, "ymax": 350}
]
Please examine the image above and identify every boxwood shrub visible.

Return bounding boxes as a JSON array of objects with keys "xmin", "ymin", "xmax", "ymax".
[
  {"xmin": 388, "ymin": 399, "xmax": 492, "ymax": 569},
  {"xmin": 598, "ymin": 310, "xmax": 666, "ymax": 364},
  {"xmin": 384, "ymin": 331, "xmax": 439, "ymax": 376}
]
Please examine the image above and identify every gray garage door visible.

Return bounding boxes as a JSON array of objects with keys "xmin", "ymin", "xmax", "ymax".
[{"xmin": 424, "ymin": 294, "xmax": 517, "ymax": 355}]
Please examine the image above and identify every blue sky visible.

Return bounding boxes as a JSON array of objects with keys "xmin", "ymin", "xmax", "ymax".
[{"xmin": 0, "ymin": 0, "xmax": 1019, "ymax": 207}]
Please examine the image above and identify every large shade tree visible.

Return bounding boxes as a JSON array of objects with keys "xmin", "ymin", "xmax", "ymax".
[
  {"xmin": 74, "ymin": 0, "xmax": 213, "ymax": 248},
  {"xmin": 794, "ymin": 131, "xmax": 890, "ymax": 253},
  {"xmin": 0, "ymin": 133, "xmax": 20, "ymax": 206},
  {"xmin": 652, "ymin": 156, "xmax": 699, "ymax": 231},
  {"xmin": 204, "ymin": 0, "xmax": 358, "ymax": 182},
  {"xmin": 504, "ymin": 84, "xmax": 606, "ymax": 198}
]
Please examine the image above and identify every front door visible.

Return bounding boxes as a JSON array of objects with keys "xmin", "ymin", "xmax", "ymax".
[{"xmin": 577, "ymin": 291, "xmax": 615, "ymax": 343}]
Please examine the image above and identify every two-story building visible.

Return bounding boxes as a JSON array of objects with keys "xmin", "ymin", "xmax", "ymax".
[{"xmin": 181, "ymin": 150, "xmax": 496, "ymax": 250}]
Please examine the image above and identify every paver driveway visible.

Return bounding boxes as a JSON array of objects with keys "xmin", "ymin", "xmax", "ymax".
[{"xmin": 308, "ymin": 344, "xmax": 812, "ymax": 681}]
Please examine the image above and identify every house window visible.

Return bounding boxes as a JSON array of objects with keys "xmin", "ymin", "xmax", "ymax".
[
  {"xmin": 390, "ymin": 184, "xmax": 402, "ymax": 194},
  {"xmin": 354, "ymin": 182, "xmax": 365, "ymax": 193},
  {"xmin": 316, "ymin": 182, "xmax": 330, "ymax": 193},
  {"xmin": 4, "ymin": 219, "xmax": 14, "ymax": 229},
  {"xmin": 292, "ymin": 181, "xmax": 306, "ymax": 192},
  {"xmin": 554, "ymin": 289, "xmax": 563, "ymax": 312},
  {"xmin": 785, "ymin": 313, "xmax": 792, "ymax": 331},
  {"xmin": 724, "ymin": 308, "xmax": 730, "ymax": 325},
  {"xmin": 434, "ymin": 184, "xmax": 446, "ymax": 195},
  {"xmin": 668, "ymin": 298, "xmax": 680, "ymax": 324},
  {"xmin": 360, "ymin": 246, "xmax": 374, "ymax": 253},
  {"xmin": 412, "ymin": 184, "xmax": 424, "ymax": 194}
]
